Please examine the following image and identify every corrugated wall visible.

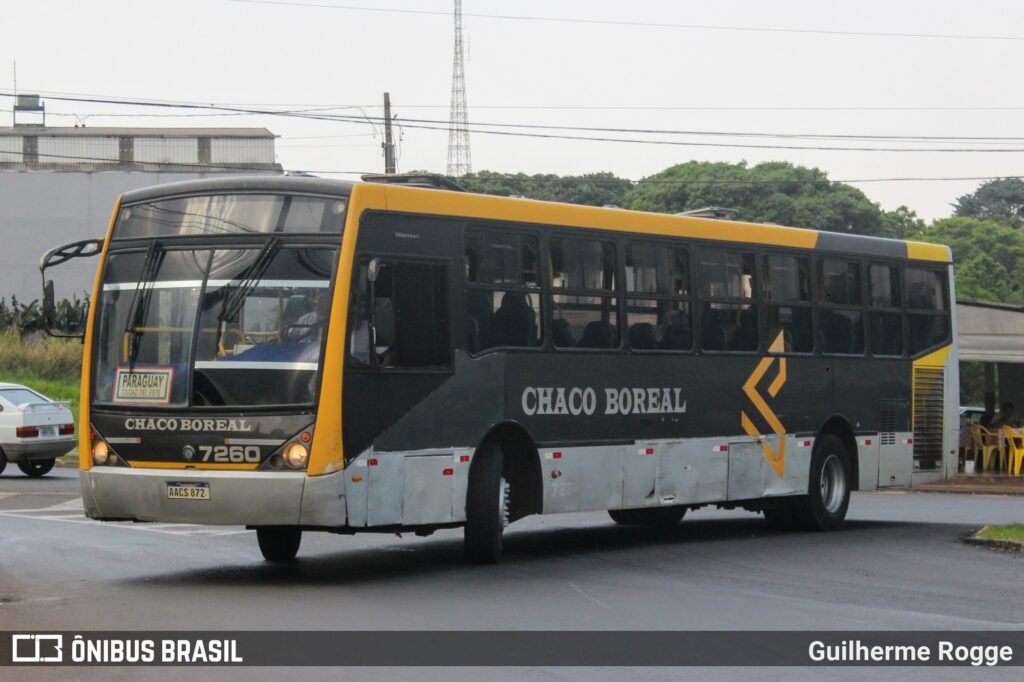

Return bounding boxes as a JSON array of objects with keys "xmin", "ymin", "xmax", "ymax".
[
  {"xmin": 0, "ymin": 137, "xmax": 21, "ymax": 162},
  {"xmin": 211, "ymin": 138, "xmax": 275, "ymax": 164},
  {"xmin": 38, "ymin": 137, "xmax": 119, "ymax": 163},
  {"xmin": 135, "ymin": 137, "xmax": 200, "ymax": 164}
]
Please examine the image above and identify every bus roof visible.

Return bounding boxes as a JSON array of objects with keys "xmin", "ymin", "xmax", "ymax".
[{"xmin": 120, "ymin": 176, "xmax": 951, "ymax": 264}]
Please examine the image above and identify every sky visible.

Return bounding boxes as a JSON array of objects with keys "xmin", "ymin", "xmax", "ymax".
[{"xmin": 3, "ymin": 0, "xmax": 1024, "ymax": 221}]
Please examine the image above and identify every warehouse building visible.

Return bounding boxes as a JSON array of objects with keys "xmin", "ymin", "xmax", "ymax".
[{"xmin": 0, "ymin": 125, "xmax": 282, "ymax": 301}]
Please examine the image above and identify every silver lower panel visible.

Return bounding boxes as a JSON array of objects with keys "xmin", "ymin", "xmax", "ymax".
[{"xmin": 81, "ymin": 467, "xmax": 347, "ymax": 527}]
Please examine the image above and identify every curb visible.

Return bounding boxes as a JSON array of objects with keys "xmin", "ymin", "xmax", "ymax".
[{"xmin": 963, "ymin": 533, "xmax": 1024, "ymax": 554}]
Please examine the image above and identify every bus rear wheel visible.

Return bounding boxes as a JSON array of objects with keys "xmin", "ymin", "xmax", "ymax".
[
  {"xmin": 608, "ymin": 506, "xmax": 686, "ymax": 526},
  {"xmin": 794, "ymin": 434, "xmax": 851, "ymax": 531},
  {"xmin": 256, "ymin": 527, "xmax": 302, "ymax": 562},
  {"xmin": 464, "ymin": 441, "xmax": 508, "ymax": 564},
  {"xmin": 18, "ymin": 458, "xmax": 55, "ymax": 478}
]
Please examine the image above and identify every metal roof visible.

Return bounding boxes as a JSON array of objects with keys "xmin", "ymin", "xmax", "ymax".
[
  {"xmin": 0, "ymin": 162, "xmax": 283, "ymax": 173},
  {"xmin": 0, "ymin": 127, "xmax": 276, "ymax": 138}
]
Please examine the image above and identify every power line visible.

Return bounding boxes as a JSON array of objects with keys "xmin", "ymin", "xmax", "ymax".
[
  {"xmin": 8, "ymin": 90, "xmax": 1024, "ymax": 152},
  {"xmin": 229, "ymin": 0, "xmax": 1024, "ymax": 42}
]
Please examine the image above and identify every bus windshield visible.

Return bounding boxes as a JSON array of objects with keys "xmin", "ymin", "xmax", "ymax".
[{"xmin": 93, "ymin": 244, "xmax": 338, "ymax": 408}]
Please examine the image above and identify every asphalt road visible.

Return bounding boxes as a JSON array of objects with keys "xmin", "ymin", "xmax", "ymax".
[{"xmin": 1, "ymin": 468, "xmax": 1022, "ymax": 681}]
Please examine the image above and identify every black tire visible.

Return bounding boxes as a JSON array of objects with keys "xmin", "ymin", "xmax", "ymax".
[
  {"xmin": 464, "ymin": 441, "xmax": 508, "ymax": 564},
  {"xmin": 793, "ymin": 434, "xmax": 851, "ymax": 531},
  {"xmin": 256, "ymin": 527, "xmax": 302, "ymax": 563},
  {"xmin": 608, "ymin": 506, "xmax": 686, "ymax": 526},
  {"xmin": 18, "ymin": 458, "xmax": 55, "ymax": 478},
  {"xmin": 0, "ymin": 448, "xmax": 7, "ymax": 476}
]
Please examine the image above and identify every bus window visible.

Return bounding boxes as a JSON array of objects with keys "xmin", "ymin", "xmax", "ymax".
[
  {"xmin": 818, "ymin": 259, "xmax": 865, "ymax": 355},
  {"xmin": 869, "ymin": 264, "xmax": 903, "ymax": 356},
  {"xmin": 366, "ymin": 261, "xmax": 450, "ymax": 369},
  {"xmin": 906, "ymin": 267, "xmax": 950, "ymax": 354},
  {"xmin": 465, "ymin": 230, "xmax": 542, "ymax": 353},
  {"xmin": 626, "ymin": 242, "xmax": 691, "ymax": 351},
  {"xmin": 763, "ymin": 254, "xmax": 812, "ymax": 353},
  {"xmin": 550, "ymin": 237, "xmax": 619, "ymax": 349},
  {"xmin": 698, "ymin": 249, "xmax": 757, "ymax": 352}
]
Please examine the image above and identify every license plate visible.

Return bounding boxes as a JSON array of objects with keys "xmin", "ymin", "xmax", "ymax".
[
  {"xmin": 166, "ymin": 482, "xmax": 210, "ymax": 500},
  {"xmin": 39, "ymin": 426, "xmax": 56, "ymax": 438}
]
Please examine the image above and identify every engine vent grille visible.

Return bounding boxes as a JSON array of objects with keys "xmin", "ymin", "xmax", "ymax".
[
  {"xmin": 913, "ymin": 366, "xmax": 945, "ymax": 471},
  {"xmin": 880, "ymin": 405, "xmax": 897, "ymax": 445}
]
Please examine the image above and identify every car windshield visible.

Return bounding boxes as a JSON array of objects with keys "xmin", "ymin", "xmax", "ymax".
[
  {"xmin": 0, "ymin": 388, "xmax": 47, "ymax": 406},
  {"xmin": 92, "ymin": 245, "xmax": 338, "ymax": 408}
]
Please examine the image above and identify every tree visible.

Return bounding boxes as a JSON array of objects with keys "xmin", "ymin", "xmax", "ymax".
[
  {"xmin": 621, "ymin": 161, "xmax": 891, "ymax": 236},
  {"xmin": 454, "ymin": 171, "xmax": 633, "ymax": 207},
  {"xmin": 953, "ymin": 178, "xmax": 1024, "ymax": 227},
  {"xmin": 921, "ymin": 217, "xmax": 1024, "ymax": 303}
]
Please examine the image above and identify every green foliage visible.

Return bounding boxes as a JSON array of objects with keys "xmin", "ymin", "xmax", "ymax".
[
  {"xmin": 620, "ymin": 161, "xmax": 895, "ymax": 236},
  {"xmin": 0, "ymin": 295, "xmax": 88, "ymax": 335},
  {"xmin": 921, "ymin": 217, "xmax": 1024, "ymax": 303},
  {"xmin": 953, "ymin": 178, "xmax": 1024, "ymax": 228},
  {"xmin": 455, "ymin": 170, "xmax": 634, "ymax": 207}
]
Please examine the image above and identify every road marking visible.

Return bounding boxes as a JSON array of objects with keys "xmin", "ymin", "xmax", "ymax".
[{"xmin": 0, "ymin": 503, "xmax": 251, "ymax": 538}]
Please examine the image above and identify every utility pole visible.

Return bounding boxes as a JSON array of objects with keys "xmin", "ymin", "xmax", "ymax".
[
  {"xmin": 446, "ymin": 0, "xmax": 471, "ymax": 177},
  {"xmin": 382, "ymin": 91, "xmax": 396, "ymax": 174}
]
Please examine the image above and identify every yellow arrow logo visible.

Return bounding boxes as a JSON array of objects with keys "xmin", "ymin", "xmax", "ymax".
[{"xmin": 741, "ymin": 331, "xmax": 788, "ymax": 478}]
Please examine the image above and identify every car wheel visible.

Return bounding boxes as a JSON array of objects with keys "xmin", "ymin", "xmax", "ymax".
[
  {"xmin": 256, "ymin": 527, "xmax": 302, "ymax": 562},
  {"xmin": 0, "ymin": 448, "xmax": 7, "ymax": 476},
  {"xmin": 18, "ymin": 458, "xmax": 56, "ymax": 478},
  {"xmin": 793, "ymin": 434, "xmax": 851, "ymax": 531},
  {"xmin": 464, "ymin": 440, "xmax": 508, "ymax": 564},
  {"xmin": 609, "ymin": 506, "xmax": 687, "ymax": 526}
]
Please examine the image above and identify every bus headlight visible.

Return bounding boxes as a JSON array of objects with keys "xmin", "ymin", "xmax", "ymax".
[
  {"xmin": 92, "ymin": 440, "xmax": 110, "ymax": 464},
  {"xmin": 284, "ymin": 442, "xmax": 309, "ymax": 469}
]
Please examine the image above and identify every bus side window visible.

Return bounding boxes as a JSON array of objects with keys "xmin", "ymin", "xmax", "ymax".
[
  {"xmin": 465, "ymin": 229, "xmax": 542, "ymax": 353},
  {"xmin": 381, "ymin": 261, "xmax": 450, "ymax": 369},
  {"xmin": 818, "ymin": 258, "xmax": 865, "ymax": 355},
  {"xmin": 905, "ymin": 267, "xmax": 950, "ymax": 355}
]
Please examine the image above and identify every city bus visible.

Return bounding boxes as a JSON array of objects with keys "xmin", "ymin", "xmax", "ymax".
[{"xmin": 40, "ymin": 174, "xmax": 958, "ymax": 563}]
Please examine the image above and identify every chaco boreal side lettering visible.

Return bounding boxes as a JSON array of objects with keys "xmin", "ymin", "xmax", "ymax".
[{"xmin": 520, "ymin": 387, "xmax": 687, "ymax": 416}]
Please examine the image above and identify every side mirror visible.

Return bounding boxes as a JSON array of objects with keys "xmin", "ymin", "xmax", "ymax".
[
  {"xmin": 38, "ymin": 237, "xmax": 103, "ymax": 339},
  {"xmin": 373, "ymin": 297, "xmax": 395, "ymax": 350},
  {"xmin": 42, "ymin": 280, "xmax": 57, "ymax": 328}
]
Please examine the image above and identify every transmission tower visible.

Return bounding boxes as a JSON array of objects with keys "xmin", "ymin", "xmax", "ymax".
[{"xmin": 446, "ymin": 0, "xmax": 472, "ymax": 177}]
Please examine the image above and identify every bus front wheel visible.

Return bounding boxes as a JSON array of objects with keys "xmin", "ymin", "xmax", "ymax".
[
  {"xmin": 464, "ymin": 441, "xmax": 508, "ymax": 564},
  {"xmin": 256, "ymin": 527, "xmax": 302, "ymax": 562},
  {"xmin": 794, "ymin": 434, "xmax": 851, "ymax": 531}
]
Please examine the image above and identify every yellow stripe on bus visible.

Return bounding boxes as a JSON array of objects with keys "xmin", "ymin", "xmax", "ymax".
[
  {"xmin": 128, "ymin": 461, "xmax": 260, "ymax": 471},
  {"xmin": 383, "ymin": 185, "xmax": 821, "ymax": 249},
  {"xmin": 906, "ymin": 241, "xmax": 951, "ymax": 263},
  {"xmin": 80, "ymin": 196, "xmax": 123, "ymax": 471}
]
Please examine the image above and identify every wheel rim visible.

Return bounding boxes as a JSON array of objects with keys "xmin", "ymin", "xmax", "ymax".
[
  {"xmin": 498, "ymin": 476, "xmax": 510, "ymax": 529},
  {"xmin": 820, "ymin": 454, "xmax": 846, "ymax": 513}
]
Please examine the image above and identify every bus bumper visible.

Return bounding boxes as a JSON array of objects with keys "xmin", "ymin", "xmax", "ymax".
[{"xmin": 79, "ymin": 467, "xmax": 347, "ymax": 527}]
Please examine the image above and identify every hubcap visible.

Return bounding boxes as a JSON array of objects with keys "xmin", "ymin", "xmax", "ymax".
[
  {"xmin": 498, "ymin": 477, "xmax": 510, "ymax": 528},
  {"xmin": 820, "ymin": 454, "xmax": 846, "ymax": 513}
]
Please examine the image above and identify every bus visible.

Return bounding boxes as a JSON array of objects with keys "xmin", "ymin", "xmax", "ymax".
[{"xmin": 40, "ymin": 174, "xmax": 958, "ymax": 563}]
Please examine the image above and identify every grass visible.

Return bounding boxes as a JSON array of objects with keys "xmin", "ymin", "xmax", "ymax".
[{"xmin": 976, "ymin": 524, "xmax": 1024, "ymax": 543}]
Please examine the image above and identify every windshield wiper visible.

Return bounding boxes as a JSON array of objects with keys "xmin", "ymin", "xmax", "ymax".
[
  {"xmin": 218, "ymin": 237, "xmax": 281, "ymax": 325},
  {"xmin": 123, "ymin": 240, "xmax": 164, "ymax": 369}
]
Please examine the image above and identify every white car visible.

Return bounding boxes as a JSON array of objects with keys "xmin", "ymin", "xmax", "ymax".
[{"xmin": 0, "ymin": 383, "xmax": 76, "ymax": 477}]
